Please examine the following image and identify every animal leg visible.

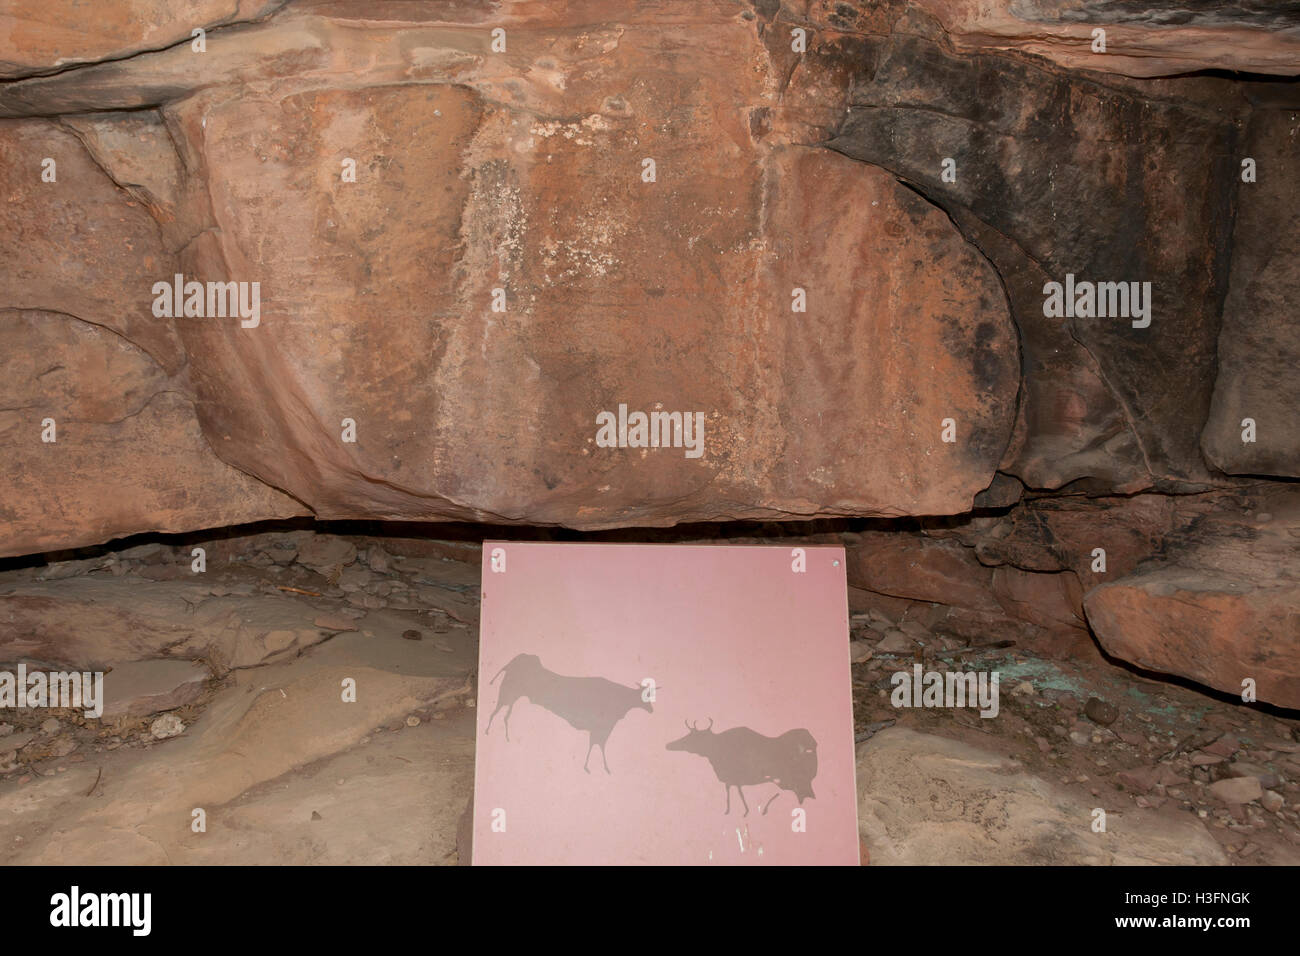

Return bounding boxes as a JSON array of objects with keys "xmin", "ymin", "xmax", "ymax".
[
  {"xmin": 738, "ymin": 786, "xmax": 751, "ymax": 817},
  {"xmin": 761, "ymin": 791, "xmax": 783, "ymax": 816},
  {"xmin": 600, "ymin": 743, "xmax": 611, "ymax": 774},
  {"xmin": 501, "ymin": 701, "xmax": 515, "ymax": 742},
  {"xmin": 584, "ymin": 742, "xmax": 594, "ymax": 774},
  {"xmin": 724, "ymin": 785, "xmax": 732, "ymax": 815},
  {"xmin": 485, "ymin": 700, "xmax": 505, "ymax": 737}
]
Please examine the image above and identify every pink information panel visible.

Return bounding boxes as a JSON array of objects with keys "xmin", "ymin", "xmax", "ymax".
[{"xmin": 473, "ymin": 542, "xmax": 859, "ymax": 865}]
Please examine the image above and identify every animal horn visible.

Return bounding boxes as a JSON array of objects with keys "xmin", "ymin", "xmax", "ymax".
[
  {"xmin": 685, "ymin": 718, "xmax": 694, "ymax": 732},
  {"xmin": 706, "ymin": 717, "xmax": 714, "ymax": 731}
]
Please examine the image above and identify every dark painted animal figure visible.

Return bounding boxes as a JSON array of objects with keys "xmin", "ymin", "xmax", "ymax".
[
  {"xmin": 485, "ymin": 653, "xmax": 653, "ymax": 773},
  {"xmin": 666, "ymin": 718, "xmax": 818, "ymax": 816}
]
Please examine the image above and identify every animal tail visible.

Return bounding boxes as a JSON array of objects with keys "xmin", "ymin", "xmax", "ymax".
[{"xmin": 489, "ymin": 662, "xmax": 508, "ymax": 685}]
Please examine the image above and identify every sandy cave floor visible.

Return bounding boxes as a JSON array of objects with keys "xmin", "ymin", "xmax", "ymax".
[{"xmin": 0, "ymin": 531, "xmax": 1296, "ymax": 865}]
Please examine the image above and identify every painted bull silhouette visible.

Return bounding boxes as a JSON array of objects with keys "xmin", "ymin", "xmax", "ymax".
[
  {"xmin": 666, "ymin": 718, "xmax": 818, "ymax": 816},
  {"xmin": 485, "ymin": 653, "xmax": 653, "ymax": 774}
]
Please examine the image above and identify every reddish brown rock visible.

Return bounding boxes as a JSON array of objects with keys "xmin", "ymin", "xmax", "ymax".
[
  {"xmin": 1115, "ymin": 764, "xmax": 1183, "ymax": 794},
  {"xmin": 0, "ymin": 0, "xmax": 1295, "ymax": 580},
  {"xmin": 0, "ymin": 5, "xmax": 1019, "ymax": 555},
  {"xmin": 0, "ymin": 119, "xmax": 183, "ymax": 371},
  {"xmin": 845, "ymin": 533, "xmax": 997, "ymax": 611},
  {"xmin": 991, "ymin": 566, "xmax": 1085, "ymax": 633},
  {"xmin": 0, "ymin": 309, "xmax": 304, "ymax": 557},
  {"xmin": 967, "ymin": 492, "xmax": 1232, "ymax": 583},
  {"xmin": 1201, "ymin": 109, "xmax": 1300, "ymax": 479},
  {"xmin": 1084, "ymin": 488, "xmax": 1300, "ymax": 708},
  {"xmin": 907, "ymin": 0, "xmax": 1300, "ymax": 78},
  {"xmin": 0, "ymin": 0, "xmax": 282, "ymax": 78},
  {"xmin": 828, "ymin": 28, "xmax": 1244, "ymax": 493}
]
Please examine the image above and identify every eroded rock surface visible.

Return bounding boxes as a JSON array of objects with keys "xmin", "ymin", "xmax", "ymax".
[
  {"xmin": 0, "ymin": 2, "xmax": 1027, "ymax": 554},
  {"xmin": 1085, "ymin": 488, "xmax": 1300, "ymax": 708},
  {"xmin": 0, "ymin": 1, "xmax": 1297, "ymax": 708},
  {"xmin": 858, "ymin": 728, "xmax": 1228, "ymax": 865}
]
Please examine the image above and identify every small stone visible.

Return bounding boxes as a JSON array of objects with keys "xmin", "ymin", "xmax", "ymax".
[
  {"xmin": 0, "ymin": 723, "xmax": 11, "ymax": 736},
  {"xmin": 1204, "ymin": 735, "xmax": 1239, "ymax": 758},
  {"xmin": 406, "ymin": 715, "xmax": 421, "ymax": 727},
  {"xmin": 1209, "ymin": 776, "xmax": 1262, "ymax": 805},
  {"xmin": 267, "ymin": 545, "xmax": 298, "ymax": 565},
  {"xmin": 1190, "ymin": 752, "xmax": 1224, "ymax": 766},
  {"xmin": 1069, "ymin": 730, "xmax": 1090, "ymax": 746},
  {"xmin": 1225, "ymin": 761, "xmax": 1281, "ymax": 790},
  {"xmin": 1262, "ymin": 739, "xmax": 1300, "ymax": 754},
  {"xmin": 39, "ymin": 717, "xmax": 60, "ymax": 735},
  {"xmin": 848, "ymin": 640, "xmax": 873, "ymax": 663},
  {"xmin": 402, "ymin": 629, "xmax": 423, "ymax": 641},
  {"xmin": 1035, "ymin": 736, "xmax": 1051, "ymax": 753},
  {"xmin": 1114, "ymin": 764, "xmax": 1183, "ymax": 794},
  {"xmin": 311, "ymin": 810, "xmax": 323, "ymax": 821},
  {"xmin": 1261, "ymin": 790, "xmax": 1284, "ymax": 813},
  {"xmin": 874, "ymin": 629, "xmax": 915, "ymax": 654},
  {"xmin": 1083, "ymin": 697, "xmax": 1119, "ymax": 726},
  {"xmin": 295, "ymin": 536, "xmax": 358, "ymax": 572},
  {"xmin": 149, "ymin": 713, "xmax": 185, "ymax": 740},
  {"xmin": 338, "ymin": 565, "xmax": 372, "ymax": 591},
  {"xmin": 1011, "ymin": 682, "xmax": 1035, "ymax": 698}
]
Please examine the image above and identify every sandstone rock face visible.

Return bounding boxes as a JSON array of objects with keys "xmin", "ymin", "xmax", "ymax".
[
  {"xmin": 845, "ymin": 533, "xmax": 998, "ymax": 612},
  {"xmin": 858, "ymin": 728, "xmax": 1226, "ymax": 865},
  {"xmin": 100, "ymin": 659, "xmax": 211, "ymax": 719},
  {"xmin": 908, "ymin": 0, "xmax": 1300, "ymax": 78},
  {"xmin": 1084, "ymin": 488, "xmax": 1300, "ymax": 709},
  {"xmin": 0, "ymin": 2, "xmax": 1021, "ymax": 556},
  {"xmin": 0, "ymin": 309, "xmax": 305, "ymax": 555},
  {"xmin": 0, "ymin": 1, "xmax": 1297, "ymax": 709},
  {"xmin": 1201, "ymin": 108, "xmax": 1300, "ymax": 479},
  {"xmin": 0, "ymin": 575, "xmax": 331, "ymax": 672},
  {"xmin": 0, "ymin": 0, "xmax": 283, "ymax": 78},
  {"xmin": 829, "ymin": 27, "xmax": 1243, "ymax": 493}
]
